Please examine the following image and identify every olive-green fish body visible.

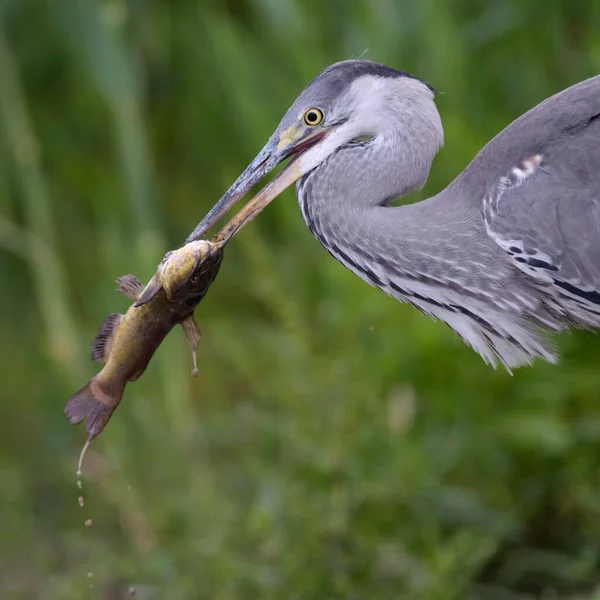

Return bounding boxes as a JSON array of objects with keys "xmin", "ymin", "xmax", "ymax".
[{"xmin": 65, "ymin": 240, "xmax": 223, "ymax": 440}]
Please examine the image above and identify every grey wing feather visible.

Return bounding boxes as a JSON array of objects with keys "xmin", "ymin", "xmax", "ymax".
[{"xmin": 481, "ymin": 77, "xmax": 600, "ymax": 303}]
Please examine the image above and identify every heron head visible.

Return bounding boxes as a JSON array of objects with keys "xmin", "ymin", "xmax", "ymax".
[{"xmin": 189, "ymin": 60, "xmax": 437, "ymax": 245}]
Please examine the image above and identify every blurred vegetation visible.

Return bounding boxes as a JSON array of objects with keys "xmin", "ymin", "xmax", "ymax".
[{"xmin": 1, "ymin": 0, "xmax": 600, "ymax": 598}]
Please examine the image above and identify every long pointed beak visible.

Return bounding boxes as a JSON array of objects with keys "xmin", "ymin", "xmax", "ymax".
[{"xmin": 185, "ymin": 128, "xmax": 328, "ymax": 246}]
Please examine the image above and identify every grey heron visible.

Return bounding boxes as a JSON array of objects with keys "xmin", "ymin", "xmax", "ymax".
[{"xmin": 187, "ymin": 60, "xmax": 600, "ymax": 370}]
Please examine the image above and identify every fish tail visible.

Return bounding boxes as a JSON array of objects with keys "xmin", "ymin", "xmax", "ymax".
[{"xmin": 64, "ymin": 379, "xmax": 122, "ymax": 440}]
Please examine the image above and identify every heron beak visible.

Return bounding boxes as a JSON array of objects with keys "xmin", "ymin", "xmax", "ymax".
[{"xmin": 185, "ymin": 126, "xmax": 328, "ymax": 245}]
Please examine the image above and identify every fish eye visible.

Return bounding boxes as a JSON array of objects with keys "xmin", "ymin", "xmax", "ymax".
[
  {"xmin": 190, "ymin": 276, "xmax": 199, "ymax": 284},
  {"xmin": 303, "ymin": 108, "xmax": 324, "ymax": 126}
]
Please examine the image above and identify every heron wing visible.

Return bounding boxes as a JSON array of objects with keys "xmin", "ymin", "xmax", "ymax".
[{"xmin": 481, "ymin": 87, "xmax": 600, "ymax": 305}]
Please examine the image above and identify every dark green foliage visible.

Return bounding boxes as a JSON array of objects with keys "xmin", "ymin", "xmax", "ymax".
[{"xmin": 1, "ymin": 1, "xmax": 600, "ymax": 598}]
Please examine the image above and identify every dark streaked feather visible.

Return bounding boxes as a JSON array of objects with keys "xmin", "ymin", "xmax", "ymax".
[
  {"xmin": 482, "ymin": 92, "xmax": 600, "ymax": 323},
  {"xmin": 304, "ymin": 59, "xmax": 437, "ymax": 99}
]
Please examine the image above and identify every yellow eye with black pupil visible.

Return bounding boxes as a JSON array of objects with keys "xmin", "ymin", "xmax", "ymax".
[{"xmin": 304, "ymin": 108, "xmax": 324, "ymax": 126}]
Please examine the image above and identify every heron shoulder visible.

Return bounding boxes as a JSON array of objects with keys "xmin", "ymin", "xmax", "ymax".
[{"xmin": 446, "ymin": 73, "xmax": 600, "ymax": 200}]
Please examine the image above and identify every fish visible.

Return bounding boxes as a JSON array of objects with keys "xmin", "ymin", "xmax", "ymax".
[{"xmin": 64, "ymin": 239, "xmax": 223, "ymax": 443}]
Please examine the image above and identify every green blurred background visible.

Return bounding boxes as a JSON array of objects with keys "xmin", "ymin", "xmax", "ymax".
[{"xmin": 1, "ymin": 1, "xmax": 600, "ymax": 598}]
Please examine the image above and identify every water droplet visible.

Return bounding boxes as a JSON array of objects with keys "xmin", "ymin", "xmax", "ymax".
[
  {"xmin": 77, "ymin": 480, "xmax": 83, "ymax": 490},
  {"xmin": 85, "ymin": 518, "xmax": 93, "ymax": 527},
  {"xmin": 87, "ymin": 571, "xmax": 93, "ymax": 578},
  {"xmin": 78, "ymin": 496, "xmax": 84, "ymax": 507},
  {"xmin": 128, "ymin": 586, "xmax": 136, "ymax": 597},
  {"xmin": 191, "ymin": 367, "xmax": 199, "ymax": 378},
  {"xmin": 76, "ymin": 469, "xmax": 82, "ymax": 478}
]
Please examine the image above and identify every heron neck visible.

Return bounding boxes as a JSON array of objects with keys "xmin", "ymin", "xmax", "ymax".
[{"xmin": 296, "ymin": 131, "xmax": 479, "ymax": 286}]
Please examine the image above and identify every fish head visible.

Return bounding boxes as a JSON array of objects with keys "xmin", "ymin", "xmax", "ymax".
[
  {"xmin": 134, "ymin": 240, "xmax": 222, "ymax": 306},
  {"xmin": 160, "ymin": 240, "xmax": 223, "ymax": 301},
  {"xmin": 165, "ymin": 240, "xmax": 223, "ymax": 302}
]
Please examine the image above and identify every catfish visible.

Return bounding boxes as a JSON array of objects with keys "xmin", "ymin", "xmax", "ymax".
[{"xmin": 64, "ymin": 239, "xmax": 223, "ymax": 442}]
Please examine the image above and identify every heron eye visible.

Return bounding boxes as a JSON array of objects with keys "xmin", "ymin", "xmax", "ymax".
[{"xmin": 303, "ymin": 108, "xmax": 324, "ymax": 126}]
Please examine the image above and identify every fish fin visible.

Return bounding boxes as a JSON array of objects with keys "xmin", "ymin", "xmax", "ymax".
[
  {"xmin": 64, "ymin": 379, "xmax": 122, "ymax": 440},
  {"xmin": 134, "ymin": 275, "xmax": 162, "ymax": 307},
  {"xmin": 180, "ymin": 315, "xmax": 201, "ymax": 378},
  {"xmin": 90, "ymin": 313, "xmax": 123, "ymax": 363},
  {"xmin": 116, "ymin": 274, "xmax": 144, "ymax": 300}
]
